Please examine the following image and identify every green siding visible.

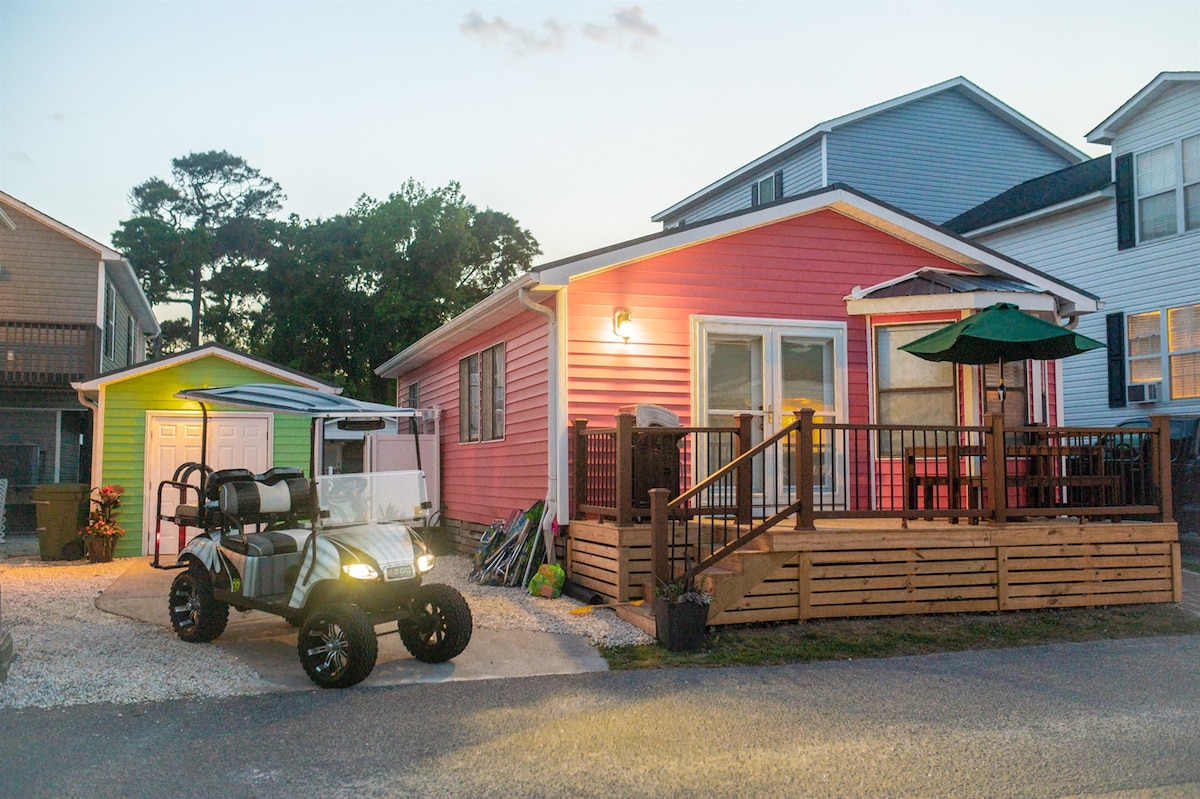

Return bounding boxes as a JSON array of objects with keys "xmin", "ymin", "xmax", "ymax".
[{"xmin": 99, "ymin": 357, "xmax": 315, "ymax": 557}]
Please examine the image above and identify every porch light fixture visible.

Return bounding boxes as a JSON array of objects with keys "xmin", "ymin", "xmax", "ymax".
[{"xmin": 613, "ymin": 308, "xmax": 633, "ymax": 343}]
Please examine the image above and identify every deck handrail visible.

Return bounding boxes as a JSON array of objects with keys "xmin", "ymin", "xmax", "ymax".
[{"xmin": 574, "ymin": 411, "xmax": 1175, "ymax": 589}]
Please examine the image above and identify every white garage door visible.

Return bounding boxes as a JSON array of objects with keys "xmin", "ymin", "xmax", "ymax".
[{"xmin": 144, "ymin": 413, "xmax": 272, "ymax": 556}]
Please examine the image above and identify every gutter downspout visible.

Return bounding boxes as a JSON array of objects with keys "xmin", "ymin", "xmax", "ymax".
[
  {"xmin": 519, "ymin": 286, "xmax": 559, "ymax": 565},
  {"xmin": 75, "ymin": 388, "xmax": 102, "ymax": 487}
]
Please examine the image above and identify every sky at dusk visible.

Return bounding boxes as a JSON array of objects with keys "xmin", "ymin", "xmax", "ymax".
[{"xmin": 2, "ymin": 0, "xmax": 1199, "ymax": 282}]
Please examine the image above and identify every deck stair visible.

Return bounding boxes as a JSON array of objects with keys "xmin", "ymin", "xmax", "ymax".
[{"xmin": 694, "ymin": 525, "xmax": 798, "ymax": 624}]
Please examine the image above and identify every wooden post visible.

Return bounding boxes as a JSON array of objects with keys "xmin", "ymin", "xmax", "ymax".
[
  {"xmin": 571, "ymin": 419, "xmax": 589, "ymax": 521},
  {"xmin": 650, "ymin": 487, "xmax": 670, "ymax": 589},
  {"xmin": 985, "ymin": 412, "xmax": 1007, "ymax": 526},
  {"xmin": 795, "ymin": 409, "xmax": 815, "ymax": 530},
  {"xmin": 616, "ymin": 412, "xmax": 634, "ymax": 528},
  {"xmin": 1152, "ymin": 414, "xmax": 1173, "ymax": 523},
  {"xmin": 735, "ymin": 413, "xmax": 753, "ymax": 526}
]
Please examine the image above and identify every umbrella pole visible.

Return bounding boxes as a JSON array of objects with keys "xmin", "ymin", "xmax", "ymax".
[{"xmin": 992, "ymin": 357, "xmax": 1007, "ymax": 418}]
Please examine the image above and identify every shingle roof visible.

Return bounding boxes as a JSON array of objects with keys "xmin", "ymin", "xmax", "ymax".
[
  {"xmin": 856, "ymin": 268, "xmax": 1039, "ymax": 300},
  {"xmin": 943, "ymin": 155, "xmax": 1111, "ymax": 234}
]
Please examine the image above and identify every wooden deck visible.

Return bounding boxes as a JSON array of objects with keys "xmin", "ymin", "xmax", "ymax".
[{"xmin": 566, "ymin": 517, "xmax": 1181, "ymax": 627}]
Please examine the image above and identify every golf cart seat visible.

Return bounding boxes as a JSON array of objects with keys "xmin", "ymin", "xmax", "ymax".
[
  {"xmin": 218, "ymin": 478, "xmax": 311, "ymax": 557},
  {"xmin": 257, "ymin": 466, "xmax": 303, "ymax": 485},
  {"xmin": 173, "ymin": 468, "xmax": 256, "ymax": 528}
]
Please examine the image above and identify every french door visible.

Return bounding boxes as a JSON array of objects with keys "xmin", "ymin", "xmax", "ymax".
[{"xmin": 695, "ymin": 318, "xmax": 846, "ymax": 508}]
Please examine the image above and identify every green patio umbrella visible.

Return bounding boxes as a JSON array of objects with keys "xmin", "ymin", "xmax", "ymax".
[{"xmin": 899, "ymin": 302, "xmax": 1104, "ymax": 412}]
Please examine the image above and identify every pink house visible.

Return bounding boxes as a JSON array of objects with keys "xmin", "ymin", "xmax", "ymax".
[{"xmin": 377, "ymin": 185, "xmax": 1100, "ymax": 547}]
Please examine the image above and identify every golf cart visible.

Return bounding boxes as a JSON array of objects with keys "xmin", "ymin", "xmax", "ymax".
[{"xmin": 153, "ymin": 383, "xmax": 471, "ymax": 689}]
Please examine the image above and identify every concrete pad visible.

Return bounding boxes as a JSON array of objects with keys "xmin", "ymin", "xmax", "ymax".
[{"xmin": 97, "ymin": 556, "xmax": 607, "ymax": 690}]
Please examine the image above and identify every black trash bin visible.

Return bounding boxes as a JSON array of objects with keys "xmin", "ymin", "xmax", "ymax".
[{"xmin": 622, "ymin": 404, "xmax": 683, "ymax": 513}]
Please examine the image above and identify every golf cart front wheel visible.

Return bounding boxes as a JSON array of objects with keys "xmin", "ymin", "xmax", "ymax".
[
  {"xmin": 399, "ymin": 584, "xmax": 473, "ymax": 663},
  {"xmin": 297, "ymin": 603, "xmax": 378, "ymax": 689},
  {"xmin": 168, "ymin": 568, "xmax": 229, "ymax": 643}
]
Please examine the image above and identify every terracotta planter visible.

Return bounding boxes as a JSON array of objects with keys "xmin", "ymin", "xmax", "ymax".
[
  {"xmin": 653, "ymin": 598, "xmax": 708, "ymax": 651},
  {"xmin": 86, "ymin": 536, "xmax": 115, "ymax": 563}
]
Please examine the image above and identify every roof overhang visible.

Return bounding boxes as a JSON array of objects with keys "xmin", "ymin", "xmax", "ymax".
[
  {"xmin": 653, "ymin": 76, "xmax": 1088, "ymax": 223},
  {"xmin": 0, "ymin": 190, "xmax": 160, "ymax": 336},
  {"xmin": 1088, "ymin": 72, "xmax": 1200, "ymax": 145},
  {"xmin": 74, "ymin": 343, "xmax": 341, "ymax": 393},
  {"xmin": 375, "ymin": 275, "xmax": 542, "ymax": 378}
]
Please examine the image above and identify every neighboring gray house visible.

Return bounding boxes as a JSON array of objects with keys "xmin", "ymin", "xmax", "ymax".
[
  {"xmin": 946, "ymin": 72, "xmax": 1200, "ymax": 425},
  {"xmin": 653, "ymin": 76, "xmax": 1086, "ymax": 230},
  {"xmin": 0, "ymin": 191, "xmax": 159, "ymax": 527}
]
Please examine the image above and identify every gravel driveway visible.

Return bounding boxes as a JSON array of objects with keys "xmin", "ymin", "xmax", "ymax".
[{"xmin": 0, "ymin": 537, "xmax": 651, "ymax": 710}]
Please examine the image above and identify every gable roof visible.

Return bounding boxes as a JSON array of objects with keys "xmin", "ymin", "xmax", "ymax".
[
  {"xmin": 75, "ymin": 343, "xmax": 340, "ymax": 392},
  {"xmin": 0, "ymin": 190, "xmax": 160, "ymax": 336},
  {"xmin": 1088, "ymin": 71, "xmax": 1200, "ymax": 145},
  {"xmin": 651, "ymin": 77, "xmax": 1088, "ymax": 224},
  {"xmin": 943, "ymin": 155, "xmax": 1112, "ymax": 235},
  {"xmin": 379, "ymin": 184, "xmax": 1100, "ymax": 378}
]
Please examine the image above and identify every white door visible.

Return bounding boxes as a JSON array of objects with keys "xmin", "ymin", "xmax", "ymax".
[
  {"xmin": 696, "ymin": 318, "xmax": 846, "ymax": 508},
  {"xmin": 144, "ymin": 413, "xmax": 272, "ymax": 556}
]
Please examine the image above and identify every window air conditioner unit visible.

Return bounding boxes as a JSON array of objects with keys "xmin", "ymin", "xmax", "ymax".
[{"xmin": 1127, "ymin": 382, "xmax": 1161, "ymax": 404}]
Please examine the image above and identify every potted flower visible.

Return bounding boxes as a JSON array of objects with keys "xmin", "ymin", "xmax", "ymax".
[
  {"xmin": 652, "ymin": 573, "xmax": 712, "ymax": 651},
  {"xmin": 79, "ymin": 485, "xmax": 125, "ymax": 563}
]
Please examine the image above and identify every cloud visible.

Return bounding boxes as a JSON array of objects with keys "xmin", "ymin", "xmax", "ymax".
[
  {"xmin": 583, "ymin": 6, "xmax": 662, "ymax": 50},
  {"xmin": 461, "ymin": 6, "xmax": 661, "ymax": 57},
  {"xmin": 460, "ymin": 10, "xmax": 567, "ymax": 56}
]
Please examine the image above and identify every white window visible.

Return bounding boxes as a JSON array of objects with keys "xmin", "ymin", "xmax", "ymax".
[
  {"xmin": 1127, "ymin": 302, "xmax": 1200, "ymax": 400},
  {"xmin": 756, "ymin": 174, "xmax": 777, "ymax": 204},
  {"xmin": 458, "ymin": 343, "xmax": 504, "ymax": 442},
  {"xmin": 1127, "ymin": 310, "xmax": 1163, "ymax": 384},
  {"xmin": 103, "ymin": 281, "xmax": 116, "ymax": 359},
  {"xmin": 1168, "ymin": 303, "xmax": 1200, "ymax": 399},
  {"xmin": 125, "ymin": 317, "xmax": 135, "ymax": 365},
  {"xmin": 876, "ymin": 324, "xmax": 957, "ymax": 440},
  {"xmin": 1135, "ymin": 134, "xmax": 1200, "ymax": 243}
]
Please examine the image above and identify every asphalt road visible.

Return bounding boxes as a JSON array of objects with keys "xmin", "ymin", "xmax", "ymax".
[{"xmin": 3, "ymin": 635, "xmax": 1199, "ymax": 799}]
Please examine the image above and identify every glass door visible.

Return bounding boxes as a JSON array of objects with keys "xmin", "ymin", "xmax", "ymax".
[{"xmin": 697, "ymin": 319, "xmax": 845, "ymax": 509}]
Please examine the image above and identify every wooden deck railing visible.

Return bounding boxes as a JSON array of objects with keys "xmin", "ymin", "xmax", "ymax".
[
  {"xmin": 569, "ymin": 411, "xmax": 1174, "ymax": 588},
  {"xmin": 0, "ymin": 321, "xmax": 99, "ymax": 386}
]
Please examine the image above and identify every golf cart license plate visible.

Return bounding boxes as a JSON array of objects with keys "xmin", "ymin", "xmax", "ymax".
[{"xmin": 386, "ymin": 565, "xmax": 414, "ymax": 580}]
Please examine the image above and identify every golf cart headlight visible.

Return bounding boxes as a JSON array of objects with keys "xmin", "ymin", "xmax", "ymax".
[
  {"xmin": 416, "ymin": 553, "xmax": 435, "ymax": 574},
  {"xmin": 342, "ymin": 563, "xmax": 379, "ymax": 580}
]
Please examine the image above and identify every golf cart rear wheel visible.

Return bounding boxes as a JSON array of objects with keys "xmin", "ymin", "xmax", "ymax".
[
  {"xmin": 399, "ymin": 584, "xmax": 473, "ymax": 663},
  {"xmin": 298, "ymin": 603, "xmax": 378, "ymax": 689},
  {"xmin": 168, "ymin": 568, "xmax": 229, "ymax": 643}
]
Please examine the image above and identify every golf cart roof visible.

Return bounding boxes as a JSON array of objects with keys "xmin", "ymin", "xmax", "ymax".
[{"xmin": 175, "ymin": 384, "xmax": 421, "ymax": 419}]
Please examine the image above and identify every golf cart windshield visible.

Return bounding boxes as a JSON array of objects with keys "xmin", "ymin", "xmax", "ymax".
[{"xmin": 316, "ymin": 471, "xmax": 430, "ymax": 527}]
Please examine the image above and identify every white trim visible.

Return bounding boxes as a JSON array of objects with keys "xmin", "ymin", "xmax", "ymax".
[
  {"xmin": 74, "ymin": 344, "xmax": 339, "ymax": 392},
  {"xmin": 544, "ymin": 188, "xmax": 1097, "ymax": 316},
  {"xmin": 653, "ymin": 76, "xmax": 1087, "ymax": 222},
  {"xmin": 0, "ymin": 206, "xmax": 15, "ymax": 231},
  {"xmin": 95, "ymin": 262, "xmax": 106, "ymax": 330},
  {"xmin": 955, "ymin": 188, "xmax": 1113, "ymax": 237},
  {"xmin": 846, "ymin": 291, "xmax": 1059, "ymax": 317},
  {"xmin": 376, "ymin": 276, "xmax": 538, "ymax": 377},
  {"xmin": 1087, "ymin": 72, "xmax": 1200, "ymax": 145},
  {"xmin": 90, "ymin": 386, "xmax": 106, "ymax": 489},
  {"xmin": 820, "ymin": 134, "xmax": 828, "ymax": 187},
  {"xmin": 0, "ymin": 191, "xmax": 124, "ymax": 261}
]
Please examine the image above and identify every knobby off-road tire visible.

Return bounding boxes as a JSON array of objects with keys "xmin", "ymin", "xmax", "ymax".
[
  {"xmin": 168, "ymin": 568, "xmax": 230, "ymax": 643},
  {"xmin": 297, "ymin": 603, "xmax": 378, "ymax": 689},
  {"xmin": 399, "ymin": 583, "xmax": 473, "ymax": 663}
]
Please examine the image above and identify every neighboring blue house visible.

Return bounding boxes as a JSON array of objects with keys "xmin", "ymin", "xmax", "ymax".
[
  {"xmin": 653, "ymin": 76, "xmax": 1086, "ymax": 230},
  {"xmin": 947, "ymin": 72, "xmax": 1200, "ymax": 426}
]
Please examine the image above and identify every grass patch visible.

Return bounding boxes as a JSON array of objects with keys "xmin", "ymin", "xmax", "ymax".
[{"xmin": 601, "ymin": 604, "xmax": 1200, "ymax": 670}]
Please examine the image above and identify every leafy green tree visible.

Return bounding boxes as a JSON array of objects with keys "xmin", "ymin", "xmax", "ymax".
[
  {"xmin": 257, "ymin": 181, "xmax": 539, "ymax": 400},
  {"xmin": 114, "ymin": 151, "xmax": 284, "ymax": 351}
]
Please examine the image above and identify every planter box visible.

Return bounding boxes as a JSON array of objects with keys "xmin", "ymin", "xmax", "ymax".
[{"xmin": 653, "ymin": 598, "xmax": 708, "ymax": 651}]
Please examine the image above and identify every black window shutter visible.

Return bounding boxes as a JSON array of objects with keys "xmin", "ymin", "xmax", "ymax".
[
  {"xmin": 774, "ymin": 169, "xmax": 784, "ymax": 200},
  {"xmin": 1115, "ymin": 154, "xmax": 1135, "ymax": 250},
  {"xmin": 1106, "ymin": 312, "xmax": 1127, "ymax": 408},
  {"xmin": 750, "ymin": 182, "xmax": 759, "ymax": 208}
]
